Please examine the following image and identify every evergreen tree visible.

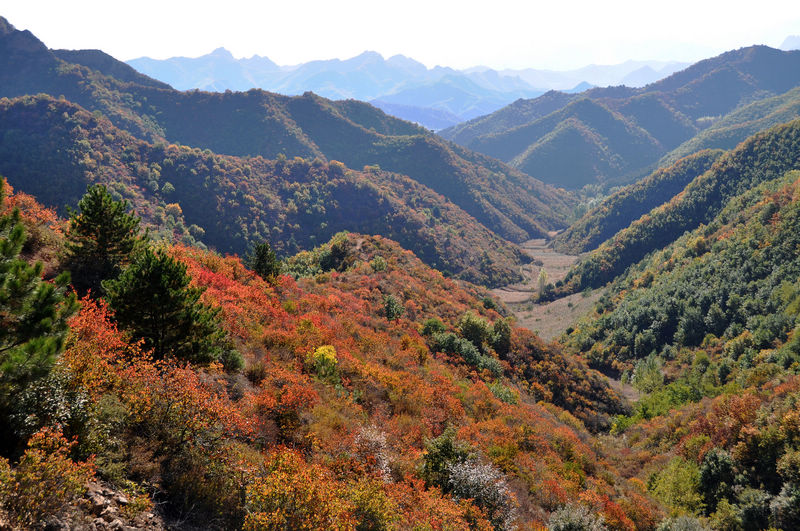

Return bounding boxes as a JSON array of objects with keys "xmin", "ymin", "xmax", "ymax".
[
  {"xmin": 248, "ymin": 241, "xmax": 281, "ymax": 280},
  {"xmin": 0, "ymin": 179, "xmax": 77, "ymax": 449},
  {"xmin": 103, "ymin": 247, "xmax": 227, "ymax": 364},
  {"xmin": 383, "ymin": 294, "xmax": 405, "ymax": 321},
  {"xmin": 64, "ymin": 184, "xmax": 144, "ymax": 295}
]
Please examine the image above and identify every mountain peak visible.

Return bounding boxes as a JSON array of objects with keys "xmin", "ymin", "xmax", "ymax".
[
  {"xmin": 0, "ymin": 16, "xmax": 16, "ymax": 36},
  {"xmin": 0, "ymin": 16, "xmax": 49, "ymax": 54},
  {"xmin": 781, "ymin": 35, "xmax": 800, "ymax": 51},
  {"xmin": 355, "ymin": 50, "xmax": 382, "ymax": 60},
  {"xmin": 566, "ymin": 81, "xmax": 594, "ymax": 93},
  {"xmin": 347, "ymin": 50, "xmax": 384, "ymax": 65},
  {"xmin": 209, "ymin": 47, "xmax": 234, "ymax": 59}
]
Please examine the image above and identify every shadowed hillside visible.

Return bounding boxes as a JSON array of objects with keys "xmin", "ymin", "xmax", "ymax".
[
  {"xmin": 553, "ymin": 149, "xmax": 724, "ymax": 254},
  {"xmin": 441, "ymin": 46, "xmax": 800, "ymax": 189},
  {"xmin": 0, "ymin": 94, "xmax": 530, "ymax": 286},
  {"xmin": 0, "ymin": 17, "xmax": 575, "ymax": 249}
]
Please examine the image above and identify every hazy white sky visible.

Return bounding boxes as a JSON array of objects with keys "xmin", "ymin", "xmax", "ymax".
[{"xmin": 4, "ymin": 1, "xmax": 799, "ymax": 70}]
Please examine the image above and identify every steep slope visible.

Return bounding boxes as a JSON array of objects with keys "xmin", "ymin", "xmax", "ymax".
[
  {"xmin": 567, "ymin": 169, "xmax": 800, "ymax": 370},
  {"xmin": 615, "ymin": 92, "xmax": 696, "ymax": 150},
  {"xmin": 52, "ymin": 49, "xmax": 172, "ymax": 89},
  {"xmin": 1, "ymin": 187, "xmax": 661, "ymax": 529},
  {"xmin": 559, "ymin": 119, "xmax": 800, "ymax": 293},
  {"xmin": 661, "ymin": 86, "xmax": 800, "ymax": 166},
  {"xmin": 553, "ymin": 150, "xmax": 724, "ymax": 254},
  {"xmin": 0, "ymin": 94, "xmax": 528, "ymax": 286},
  {"xmin": 468, "ymin": 99, "xmax": 662, "ymax": 186},
  {"xmin": 557, "ymin": 172, "xmax": 800, "ymax": 526},
  {"xmin": 440, "ymin": 91, "xmax": 578, "ymax": 145},
  {"xmin": 442, "ymin": 46, "xmax": 800, "ymax": 189},
  {"xmin": 0, "ymin": 17, "xmax": 575, "ymax": 247},
  {"xmin": 646, "ymin": 45, "xmax": 800, "ymax": 110}
]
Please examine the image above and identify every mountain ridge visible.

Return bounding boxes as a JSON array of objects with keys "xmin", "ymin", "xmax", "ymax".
[
  {"xmin": 0, "ymin": 17, "xmax": 575, "ymax": 286},
  {"xmin": 125, "ymin": 46, "xmax": 689, "ymax": 129},
  {"xmin": 441, "ymin": 45, "xmax": 800, "ymax": 189}
]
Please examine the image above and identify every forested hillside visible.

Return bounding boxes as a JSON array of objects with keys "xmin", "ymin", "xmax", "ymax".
[
  {"xmin": 0, "ymin": 17, "xmax": 574, "ymax": 249},
  {"xmin": 660, "ymin": 85, "xmax": 800, "ymax": 166},
  {"xmin": 0, "ymin": 94, "xmax": 530, "ymax": 286},
  {"xmin": 464, "ymin": 99, "xmax": 663, "ymax": 187},
  {"xmin": 441, "ymin": 46, "xmax": 800, "ymax": 189},
  {"xmin": 568, "ymin": 170, "xmax": 800, "ymax": 370},
  {"xmin": 558, "ymin": 119, "xmax": 800, "ymax": 293},
  {"xmin": 557, "ymin": 170, "xmax": 800, "ymax": 527},
  {"xmin": 553, "ymin": 150, "xmax": 723, "ymax": 254},
  {"xmin": 0, "ymin": 183, "xmax": 664, "ymax": 529}
]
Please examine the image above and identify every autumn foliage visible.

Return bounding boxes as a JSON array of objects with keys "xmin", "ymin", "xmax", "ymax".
[{"xmin": 1, "ymin": 190, "xmax": 658, "ymax": 529}]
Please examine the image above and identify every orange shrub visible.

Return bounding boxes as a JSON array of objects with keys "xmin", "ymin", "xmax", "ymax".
[{"xmin": 0, "ymin": 427, "xmax": 95, "ymax": 526}]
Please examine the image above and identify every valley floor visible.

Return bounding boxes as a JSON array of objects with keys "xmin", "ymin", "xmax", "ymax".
[{"xmin": 492, "ymin": 238, "xmax": 604, "ymax": 341}]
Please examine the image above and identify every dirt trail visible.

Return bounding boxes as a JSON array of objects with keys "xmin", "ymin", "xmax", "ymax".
[{"xmin": 492, "ymin": 238, "xmax": 603, "ymax": 341}]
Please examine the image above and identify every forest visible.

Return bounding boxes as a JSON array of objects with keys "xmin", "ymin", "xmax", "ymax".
[{"xmin": 2, "ymin": 13, "xmax": 800, "ymax": 531}]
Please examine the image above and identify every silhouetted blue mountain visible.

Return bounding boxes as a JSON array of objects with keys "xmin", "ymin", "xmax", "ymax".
[
  {"xmin": 126, "ymin": 49, "xmax": 686, "ymax": 129},
  {"xmin": 780, "ymin": 35, "xmax": 800, "ymax": 51}
]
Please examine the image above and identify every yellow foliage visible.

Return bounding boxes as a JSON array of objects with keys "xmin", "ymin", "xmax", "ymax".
[{"xmin": 0, "ymin": 428, "xmax": 95, "ymax": 526}]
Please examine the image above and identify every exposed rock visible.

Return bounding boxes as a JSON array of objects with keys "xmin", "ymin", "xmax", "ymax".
[
  {"xmin": 101, "ymin": 505, "xmax": 118, "ymax": 521},
  {"xmin": 113, "ymin": 493, "xmax": 129, "ymax": 506},
  {"xmin": 88, "ymin": 491, "xmax": 109, "ymax": 515}
]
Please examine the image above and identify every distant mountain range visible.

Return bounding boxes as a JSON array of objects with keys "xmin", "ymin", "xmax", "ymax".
[
  {"xmin": 441, "ymin": 46, "xmax": 800, "ymax": 189},
  {"xmin": 781, "ymin": 35, "xmax": 800, "ymax": 50},
  {"xmin": 495, "ymin": 60, "xmax": 687, "ymax": 91},
  {"xmin": 126, "ymin": 49, "xmax": 687, "ymax": 130},
  {"xmin": 0, "ymin": 16, "xmax": 574, "ymax": 287}
]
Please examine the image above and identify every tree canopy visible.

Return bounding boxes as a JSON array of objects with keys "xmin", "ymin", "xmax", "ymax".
[
  {"xmin": 63, "ymin": 184, "xmax": 144, "ymax": 295},
  {"xmin": 103, "ymin": 247, "xmax": 227, "ymax": 364}
]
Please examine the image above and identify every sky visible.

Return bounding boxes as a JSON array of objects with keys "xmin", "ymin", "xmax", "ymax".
[{"xmin": 3, "ymin": 1, "xmax": 800, "ymax": 70}]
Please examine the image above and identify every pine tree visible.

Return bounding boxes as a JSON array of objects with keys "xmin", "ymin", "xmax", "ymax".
[
  {"xmin": 248, "ymin": 241, "xmax": 281, "ymax": 280},
  {"xmin": 103, "ymin": 247, "xmax": 227, "ymax": 364},
  {"xmin": 63, "ymin": 184, "xmax": 144, "ymax": 296},
  {"xmin": 0, "ymin": 179, "xmax": 77, "ymax": 448}
]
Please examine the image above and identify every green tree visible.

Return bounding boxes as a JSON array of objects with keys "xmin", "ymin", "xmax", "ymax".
[
  {"xmin": 537, "ymin": 268, "xmax": 549, "ymax": 297},
  {"xmin": 649, "ymin": 457, "xmax": 704, "ymax": 515},
  {"xmin": 420, "ymin": 426, "xmax": 470, "ymax": 490},
  {"xmin": 632, "ymin": 353, "xmax": 664, "ymax": 393},
  {"xmin": 420, "ymin": 317, "xmax": 446, "ymax": 337},
  {"xmin": 699, "ymin": 448, "xmax": 735, "ymax": 513},
  {"xmin": 103, "ymin": 247, "xmax": 227, "ymax": 364},
  {"xmin": 383, "ymin": 294, "xmax": 405, "ymax": 321},
  {"xmin": 490, "ymin": 318, "xmax": 512, "ymax": 357},
  {"xmin": 0, "ymin": 180, "xmax": 77, "ymax": 450},
  {"xmin": 458, "ymin": 311, "xmax": 490, "ymax": 351},
  {"xmin": 63, "ymin": 184, "xmax": 144, "ymax": 295},
  {"xmin": 736, "ymin": 488, "xmax": 770, "ymax": 530},
  {"xmin": 248, "ymin": 241, "xmax": 281, "ymax": 280}
]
